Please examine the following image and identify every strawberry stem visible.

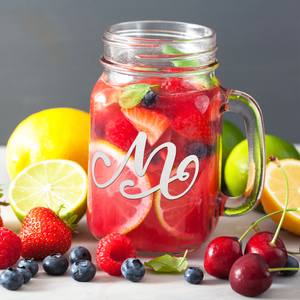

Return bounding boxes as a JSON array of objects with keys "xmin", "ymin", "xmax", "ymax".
[{"xmin": 268, "ymin": 156, "xmax": 289, "ymax": 246}]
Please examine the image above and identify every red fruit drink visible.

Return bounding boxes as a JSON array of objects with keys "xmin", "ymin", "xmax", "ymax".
[
  {"xmin": 88, "ymin": 75, "xmax": 226, "ymax": 255},
  {"xmin": 87, "ymin": 21, "xmax": 265, "ymax": 256}
]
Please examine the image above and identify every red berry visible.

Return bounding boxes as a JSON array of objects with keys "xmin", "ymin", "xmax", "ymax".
[
  {"xmin": 159, "ymin": 78, "xmax": 196, "ymax": 95},
  {"xmin": 229, "ymin": 253, "xmax": 272, "ymax": 297},
  {"xmin": 96, "ymin": 233, "xmax": 136, "ymax": 276},
  {"xmin": 122, "ymin": 107, "xmax": 170, "ymax": 146},
  {"xmin": 204, "ymin": 236, "xmax": 243, "ymax": 279},
  {"xmin": 172, "ymin": 109, "xmax": 215, "ymax": 145},
  {"xmin": 244, "ymin": 231, "xmax": 288, "ymax": 270},
  {"xmin": 0, "ymin": 216, "xmax": 3, "ymax": 228},
  {"xmin": 0, "ymin": 227, "xmax": 22, "ymax": 268},
  {"xmin": 19, "ymin": 206, "xmax": 74, "ymax": 260},
  {"xmin": 105, "ymin": 112, "xmax": 139, "ymax": 152}
]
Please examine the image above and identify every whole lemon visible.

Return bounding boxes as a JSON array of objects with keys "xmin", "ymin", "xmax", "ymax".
[
  {"xmin": 224, "ymin": 134, "xmax": 300, "ymax": 197},
  {"xmin": 7, "ymin": 108, "xmax": 90, "ymax": 179}
]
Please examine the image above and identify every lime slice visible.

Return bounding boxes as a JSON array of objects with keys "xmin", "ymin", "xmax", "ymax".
[{"xmin": 8, "ymin": 159, "xmax": 88, "ymax": 223}]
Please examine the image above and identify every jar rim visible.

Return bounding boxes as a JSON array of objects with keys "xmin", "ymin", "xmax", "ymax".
[
  {"xmin": 104, "ymin": 20, "xmax": 216, "ymax": 44},
  {"xmin": 102, "ymin": 21, "xmax": 218, "ymax": 76}
]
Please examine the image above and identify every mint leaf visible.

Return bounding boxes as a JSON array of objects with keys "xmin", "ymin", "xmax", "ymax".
[
  {"xmin": 162, "ymin": 45, "xmax": 200, "ymax": 68},
  {"xmin": 162, "ymin": 45, "xmax": 216, "ymax": 88},
  {"xmin": 144, "ymin": 250, "xmax": 188, "ymax": 272},
  {"xmin": 119, "ymin": 84, "xmax": 159, "ymax": 109}
]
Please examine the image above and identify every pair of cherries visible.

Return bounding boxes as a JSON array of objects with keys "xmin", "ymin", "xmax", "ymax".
[
  {"xmin": 204, "ymin": 156, "xmax": 299, "ymax": 297},
  {"xmin": 204, "ymin": 231, "xmax": 288, "ymax": 297}
]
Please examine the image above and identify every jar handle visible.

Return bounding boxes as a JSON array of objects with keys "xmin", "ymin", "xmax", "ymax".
[{"xmin": 219, "ymin": 89, "xmax": 266, "ymax": 216}]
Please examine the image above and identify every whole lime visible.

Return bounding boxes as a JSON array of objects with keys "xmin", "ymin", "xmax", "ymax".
[
  {"xmin": 221, "ymin": 120, "xmax": 244, "ymax": 189},
  {"xmin": 224, "ymin": 134, "xmax": 300, "ymax": 197}
]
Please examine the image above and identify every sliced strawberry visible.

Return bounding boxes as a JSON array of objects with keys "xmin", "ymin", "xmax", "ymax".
[
  {"xmin": 172, "ymin": 109, "xmax": 216, "ymax": 145},
  {"xmin": 105, "ymin": 111, "xmax": 139, "ymax": 152},
  {"xmin": 121, "ymin": 107, "xmax": 170, "ymax": 146}
]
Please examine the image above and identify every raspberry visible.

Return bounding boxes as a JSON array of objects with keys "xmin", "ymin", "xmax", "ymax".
[
  {"xmin": 96, "ymin": 233, "xmax": 136, "ymax": 276},
  {"xmin": 159, "ymin": 78, "xmax": 196, "ymax": 95},
  {"xmin": 0, "ymin": 227, "xmax": 22, "ymax": 269}
]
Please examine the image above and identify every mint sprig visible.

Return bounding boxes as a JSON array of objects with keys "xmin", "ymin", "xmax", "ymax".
[
  {"xmin": 119, "ymin": 83, "xmax": 159, "ymax": 109},
  {"xmin": 144, "ymin": 250, "xmax": 188, "ymax": 272},
  {"xmin": 162, "ymin": 45, "xmax": 200, "ymax": 68},
  {"xmin": 162, "ymin": 45, "xmax": 215, "ymax": 88}
]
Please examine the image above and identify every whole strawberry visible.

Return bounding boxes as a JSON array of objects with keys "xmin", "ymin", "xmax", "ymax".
[
  {"xmin": 19, "ymin": 205, "xmax": 77, "ymax": 260},
  {"xmin": 0, "ymin": 227, "xmax": 22, "ymax": 268}
]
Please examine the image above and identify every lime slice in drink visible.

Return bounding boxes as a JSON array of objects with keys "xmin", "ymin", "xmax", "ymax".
[
  {"xmin": 8, "ymin": 159, "xmax": 88, "ymax": 223},
  {"xmin": 155, "ymin": 163, "xmax": 214, "ymax": 240}
]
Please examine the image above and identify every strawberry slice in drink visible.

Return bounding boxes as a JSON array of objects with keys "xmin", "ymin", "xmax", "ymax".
[
  {"xmin": 172, "ymin": 108, "xmax": 216, "ymax": 145},
  {"xmin": 121, "ymin": 107, "xmax": 170, "ymax": 146}
]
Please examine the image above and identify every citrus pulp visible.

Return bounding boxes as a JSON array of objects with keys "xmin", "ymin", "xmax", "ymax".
[
  {"xmin": 8, "ymin": 159, "xmax": 87, "ymax": 223},
  {"xmin": 261, "ymin": 159, "xmax": 300, "ymax": 236}
]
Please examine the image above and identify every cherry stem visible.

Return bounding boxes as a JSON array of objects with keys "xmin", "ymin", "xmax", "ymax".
[
  {"xmin": 287, "ymin": 251, "xmax": 300, "ymax": 255},
  {"xmin": 269, "ymin": 267, "xmax": 300, "ymax": 272},
  {"xmin": 268, "ymin": 156, "xmax": 289, "ymax": 246},
  {"xmin": 238, "ymin": 207, "xmax": 300, "ymax": 243}
]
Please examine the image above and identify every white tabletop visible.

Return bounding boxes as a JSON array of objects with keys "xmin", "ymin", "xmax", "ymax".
[{"xmin": 0, "ymin": 145, "xmax": 299, "ymax": 300}]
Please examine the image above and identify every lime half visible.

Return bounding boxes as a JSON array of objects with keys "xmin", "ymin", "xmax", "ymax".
[
  {"xmin": 224, "ymin": 134, "xmax": 300, "ymax": 197},
  {"xmin": 8, "ymin": 159, "xmax": 88, "ymax": 223}
]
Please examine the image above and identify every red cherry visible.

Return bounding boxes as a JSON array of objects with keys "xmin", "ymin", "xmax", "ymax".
[
  {"xmin": 229, "ymin": 253, "xmax": 272, "ymax": 297},
  {"xmin": 204, "ymin": 236, "xmax": 243, "ymax": 279},
  {"xmin": 244, "ymin": 231, "xmax": 288, "ymax": 270}
]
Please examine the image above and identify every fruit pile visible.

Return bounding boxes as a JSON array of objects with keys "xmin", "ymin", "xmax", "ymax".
[{"xmin": 0, "ymin": 80, "xmax": 299, "ymax": 297}]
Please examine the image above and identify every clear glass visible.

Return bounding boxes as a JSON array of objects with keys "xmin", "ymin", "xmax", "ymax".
[{"xmin": 87, "ymin": 21, "xmax": 265, "ymax": 256}]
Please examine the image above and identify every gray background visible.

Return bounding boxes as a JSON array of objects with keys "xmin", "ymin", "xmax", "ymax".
[{"xmin": 1, "ymin": 0, "xmax": 299, "ymax": 145}]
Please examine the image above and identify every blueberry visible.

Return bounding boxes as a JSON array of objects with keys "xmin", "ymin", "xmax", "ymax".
[
  {"xmin": 70, "ymin": 260, "xmax": 96, "ymax": 282},
  {"xmin": 207, "ymin": 143, "xmax": 216, "ymax": 157},
  {"xmin": 69, "ymin": 246, "xmax": 92, "ymax": 264},
  {"xmin": 0, "ymin": 267, "xmax": 24, "ymax": 290},
  {"xmin": 42, "ymin": 253, "xmax": 69, "ymax": 276},
  {"xmin": 184, "ymin": 267, "xmax": 204, "ymax": 284},
  {"xmin": 18, "ymin": 257, "xmax": 39, "ymax": 277},
  {"xmin": 17, "ymin": 266, "xmax": 32, "ymax": 283},
  {"xmin": 280, "ymin": 255, "xmax": 299, "ymax": 276},
  {"xmin": 141, "ymin": 90, "xmax": 158, "ymax": 109},
  {"xmin": 121, "ymin": 258, "xmax": 145, "ymax": 282},
  {"xmin": 185, "ymin": 141, "xmax": 208, "ymax": 159}
]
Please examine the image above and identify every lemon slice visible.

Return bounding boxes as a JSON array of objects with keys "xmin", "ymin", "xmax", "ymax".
[
  {"xmin": 8, "ymin": 159, "xmax": 88, "ymax": 223},
  {"xmin": 261, "ymin": 158, "xmax": 300, "ymax": 236},
  {"xmin": 87, "ymin": 140, "xmax": 153, "ymax": 236}
]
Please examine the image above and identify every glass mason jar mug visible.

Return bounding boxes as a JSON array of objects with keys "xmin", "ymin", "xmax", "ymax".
[{"xmin": 87, "ymin": 21, "xmax": 265, "ymax": 256}]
